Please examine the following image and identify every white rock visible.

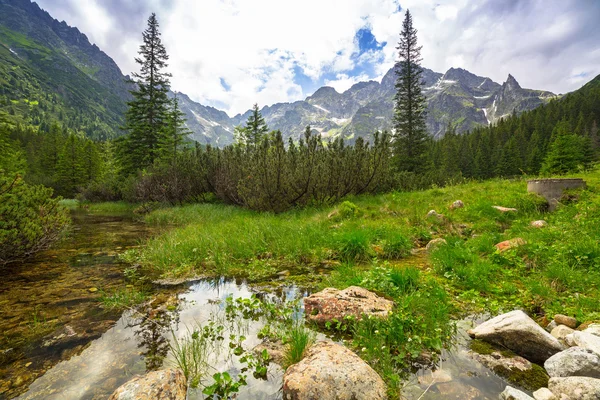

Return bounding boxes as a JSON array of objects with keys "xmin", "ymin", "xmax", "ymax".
[
  {"xmin": 544, "ymin": 347, "xmax": 600, "ymax": 378},
  {"xmin": 551, "ymin": 325, "xmax": 575, "ymax": 343},
  {"xmin": 531, "ymin": 220, "xmax": 548, "ymax": 228},
  {"xmin": 548, "ymin": 376, "xmax": 600, "ymax": 400},
  {"xmin": 532, "ymin": 388, "xmax": 556, "ymax": 400},
  {"xmin": 468, "ymin": 310, "xmax": 566, "ymax": 364},
  {"xmin": 500, "ymin": 386, "xmax": 535, "ymax": 400},
  {"xmin": 565, "ymin": 331, "xmax": 600, "ymax": 355},
  {"xmin": 584, "ymin": 324, "xmax": 600, "ymax": 337}
]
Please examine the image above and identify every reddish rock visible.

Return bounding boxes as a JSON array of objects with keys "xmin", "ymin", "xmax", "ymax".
[
  {"xmin": 304, "ymin": 286, "xmax": 393, "ymax": 326},
  {"xmin": 554, "ymin": 314, "xmax": 578, "ymax": 329},
  {"xmin": 495, "ymin": 238, "xmax": 526, "ymax": 252},
  {"xmin": 108, "ymin": 369, "xmax": 186, "ymax": 400}
]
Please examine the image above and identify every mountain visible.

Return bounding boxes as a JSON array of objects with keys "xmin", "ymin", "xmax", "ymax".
[
  {"xmin": 0, "ymin": 0, "xmax": 129, "ymax": 139},
  {"xmin": 0, "ymin": 0, "xmax": 556, "ymax": 145}
]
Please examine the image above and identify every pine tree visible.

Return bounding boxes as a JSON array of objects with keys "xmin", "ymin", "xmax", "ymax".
[
  {"xmin": 56, "ymin": 135, "xmax": 85, "ymax": 196},
  {"xmin": 234, "ymin": 104, "xmax": 269, "ymax": 148},
  {"xmin": 393, "ymin": 9, "xmax": 428, "ymax": 173},
  {"xmin": 159, "ymin": 94, "xmax": 190, "ymax": 165},
  {"xmin": 122, "ymin": 13, "xmax": 172, "ymax": 174}
]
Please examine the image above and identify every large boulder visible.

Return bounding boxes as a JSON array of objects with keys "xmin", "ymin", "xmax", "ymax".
[
  {"xmin": 565, "ymin": 331, "xmax": 600, "ymax": 355},
  {"xmin": 282, "ymin": 341, "xmax": 387, "ymax": 400},
  {"xmin": 500, "ymin": 386, "xmax": 534, "ymax": 399},
  {"xmin": 304, "ymin": 286, "xmax": 393, "ymax": 326},
  {"xmin": 544, "ymin": 347, "xmax": 600, "ymax": 378},
  {"xmin": 467, "ymin": 310, "xmax": 565, "ymax": 364},
  {"xmin": 548, "ymin": 376, "xmax": 600, "ymax": 400},
  {"xmin": 584, "ymin": 324, "xmax": 600, "ymax": 337},
  {"xmin": 108, "ymin": 369, "xmax": 186, "ymax": 400}
]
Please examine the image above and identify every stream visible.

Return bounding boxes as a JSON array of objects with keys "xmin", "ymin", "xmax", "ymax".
[{"xmin": 1, "ymin": 211, "xmax": 512, "ymax": 400}]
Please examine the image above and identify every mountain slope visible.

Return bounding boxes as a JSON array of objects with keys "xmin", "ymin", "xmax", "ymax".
[{"xmin": 0, "ymin": 0, "xmax": 129, "ymax": 139}]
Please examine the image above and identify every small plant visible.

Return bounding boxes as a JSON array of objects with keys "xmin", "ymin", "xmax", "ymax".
[
  {"xmin": 169, "ymin": 324, "xmax": 217, "ymax": 388},
  {"xmin": 202, "ymin": 371, "xmax": 246, "ymax": 399},
  {"xmin": 337, "ymin": 201, "xmax": 362, "ymax": 220},
  {"xmin": 335, "ymin": 230, "xmax": 372, "ymax": 262},
  {"xmin": 282, "ymin": 321, "xmax": 315, "ymax": 369},
  {"xmin": 382, "ymin": 233, "xmax": 412, "ymax": 259},
  {"xmin": 99, "ymin": 287, "xmax": 147, "ymax": 310}
]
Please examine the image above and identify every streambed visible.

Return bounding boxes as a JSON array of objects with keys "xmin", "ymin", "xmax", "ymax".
[{"xmin": 2, "ymin": 211, "xmax": 514, "ymax": 400}]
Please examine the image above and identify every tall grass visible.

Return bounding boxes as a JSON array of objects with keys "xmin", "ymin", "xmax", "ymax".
[
  {"xmin": 169, "ymin": 324, "xmax": 213, "ymax": 388},
  {"xmin": 282, "ymin": 322, "xmax": 316, "ymax": 369}
]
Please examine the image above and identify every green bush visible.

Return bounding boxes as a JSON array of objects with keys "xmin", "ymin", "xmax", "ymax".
[{"xmin": 0, "ymin": 174, "xmax": 70, "ymax": 265}]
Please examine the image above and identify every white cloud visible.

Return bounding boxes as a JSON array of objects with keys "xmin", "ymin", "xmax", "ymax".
[
  {"xmin": 324, "ymin": 73, "xmax": 371, "ymax": 93},
  {"xmin": 35, "ymin": 0, "xmax": 600, "ymax": 114}
]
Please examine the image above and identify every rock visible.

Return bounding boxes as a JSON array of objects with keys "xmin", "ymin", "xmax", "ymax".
[
  {"xmin": 282, "ymin": 341, "xmax": 386, "ymax": 400},
  {"xmin": 548, "ymin": 376, "xmax": 600, "ymax": 400},
  {"xmin": 500, "ymin": 386, "xmax": 535, "ymax": 400},
  {"xmin": 450, "ymin": 200, "xmax": 464, "ymax": 209},
  {"xmin": 88, "ymin": 287, "xmax": 98, "ymax": 293},
  {"xmin": 546, "ymin": 321, "xmax": 558, "ymax": 333},
  {"xmin": 467, "ymin": 310, "xmax": 566, "ymax": 364},
  {"xmin": 531, "ymin": 220, "xmax": 548, "ymax": 228},
  {"xmin": 584, "ymin": 324, "xmax": 600, "ymax": 337},
  {"xmin": 551, "ymin": 325, "xmax": 575, "ymax": 343},
  {"xmin": 304, "ymin": 286, "xmax": 393, "ymax": 326},
  {"xmin": 426, "ymin": 238, "xmax": 447, "ymax": 252},
  {"xmin": 426, "ymin": 210, "xmax": 444, "ymax": 219},
  {"xmin": 565, "ymin": 331, "xmax": 600, "ymax": 355},
  {"xmin": 532, "ymin": 388, "xmax": 556, "ymax": 400},
  {"xmin": 544, "ymin": 347, "xmax": 600, "ymax": 378},
  {"xmin": 495, "ymin": 238, "xmax": 526, "ymax": 252},
  {"xmin": 108, "ymin": 369, "xmax": 186, "ymax": 400},
  {"xmin": 554, "ymin": 315, "xmax": 577, "ymax": 329},
  {"xmin": 435, "ymin": 381, "xmax": 481, "ymax": 399},
  {"xmin": 493, "ymin": 206, "xmax": 518, "ymax": 212},
  {"xmin": 254, "ymin": 339, "xmax": 286, "ymax": 365},
  {"xmin": 417, "ymin": 369, "xmax": 452, "ymax": 385}
]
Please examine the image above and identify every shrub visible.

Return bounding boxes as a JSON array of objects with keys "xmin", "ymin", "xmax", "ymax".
[{"xmin": 0, "ymin": 174, "xmax": 70, "ymax": 265}]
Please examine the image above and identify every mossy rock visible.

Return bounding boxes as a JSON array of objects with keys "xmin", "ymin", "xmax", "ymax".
[{"xmin": 492, "ymin": 363, "xmax": 549, "ymax": 391}]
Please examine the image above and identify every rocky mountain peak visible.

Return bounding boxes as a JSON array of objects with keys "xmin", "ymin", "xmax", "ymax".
[{"xmin": 505, "ymin": 74, "xmax": 522, "ymax": 91}]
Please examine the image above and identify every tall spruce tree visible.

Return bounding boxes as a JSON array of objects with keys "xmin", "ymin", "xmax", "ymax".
[
  {"xmin": 122, "ymin": 13, "xmax": 172, "ymax": 174},
  {"xmin": 234, "ymin": 104, "xmax": 269, "ymax": 148},
  {"xmin": 393, "ymin": 10, "xmax": 428, "ymax": 173},
  {"xmin": 159, "ymin": 94, "xmax": 190, "ymax": 165}
]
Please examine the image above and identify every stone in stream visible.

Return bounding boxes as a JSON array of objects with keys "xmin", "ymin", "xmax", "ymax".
[
  {"xmin": 532, "ymin": 388, "xmax": 556, "ymax": 400},
  {"xmin": 467, "ymin": 310, "xmax": 565, "ymax": 364},
  {"xmin": 282, "ymin": 341, "xmax": 386, "ymax": 400},
  {"xmin": 548, "ymin": 376, "xmax": 600, "ymax": 400},
  {"xmin": 253, "ymin": 338, "xmax": 286, "ymax": 365},
  {"xmin": 500, "ymin": 386, "xmax": 535, "ymax": 400},
  {"xmin": 553, "ymin": 314, "xmax": 577, "ymax": 329},
  {"xmin": 303, "ymin": 286, "xmax": 393, "ymax": 326},
  {"xmin": 108, "ymin": 369, "xmax": 186, "ymax": 400},
  {"xmin": 544, "ymin": 347, "xmax": 600, "ymax": 378},
  {"xmin": 565, "ymin": 331, "xmax": 600, "ymax": 355}
]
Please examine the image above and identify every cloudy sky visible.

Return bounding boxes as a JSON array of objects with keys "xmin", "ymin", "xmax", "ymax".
[{"xmin": 36, "ymin": 0, "xmax": 600, "ymax": 116}]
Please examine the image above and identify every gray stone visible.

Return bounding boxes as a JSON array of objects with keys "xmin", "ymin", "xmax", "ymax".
[
  {"xmin": 468, "ymin": 310, "xmax": 566, "ymax": 364},
  {"xmin": 426, "ymin": 238, "xmax": 447, "ymax": 252},
  {"xmin": 282, "ymin": 341, "xmax": 387, "ymax": 400},
  {"xmin": 584, "ymin": 324, "xmax": 600, "ymax": 337},
  {"xmin": 546, "ymin": 321, "xmax": 558, "ymax": 333},
  {"xmin": 531, "ymin": 220, "xmax": 548, "ymax": 228},
  {"xmin": 500, "ymin": 386, "xmax": 535, "ymax": 400},
  {"xmin": 551, "ymin": 325, "xmax": 575, "ymax": 343},
  {"xmin": 450, "ymin": 200, "xmax": 464, "ymax": 209},
  {"xmin": 544, "ymin": 347, "xmax": 600, "ymax": 378},
  {"xmin": 527, "ymin": 178, "xmax": 586, "ymax": 211},
  {"xmin": 565, "ymin": 331, "xmax": 600, "ymax": 355},
  {"xmin": 548, "ymin": 376, "xmax": 600, "ymax": 400},
  {"xmin": 108, "ymin": 369, "xmax": 187, "ymax": 400},
  {"xmin": 532, "ymin": 388, "xmax": 556, "ymax": 400}
]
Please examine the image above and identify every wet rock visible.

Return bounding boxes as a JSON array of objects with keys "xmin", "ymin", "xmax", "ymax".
[
  {"xmin": 531, "ymin": 220, "xmax": 548, "ymax": 228},
  {"xmin": 550, "ymin": 325, "xmax": 575, "ymax": 343},
  {"xmin": 548, "ymin": 376, "xmax": 600, "ymax": 400},
  {"xmin": 565, "ymin": 331, "xmax": 600, "ymax": 355},
  {"xmin": 282, "ymin": 341, "xmax": 386, "ymax": 400},
  {"xmin": 426, "ymin": 238, "xmax": 447, "ymax": 252},
  {"xmin": 532, "ymin": 388, "xmax": 556, "ymax": 400},
  {"xmin": 108, "ymin": 368, "xmax": 186, "ymax": 400},
  {"xmin": 500, "ymin": 386, "xmax": 534, "ymax": 400},
  {"xmin": 152, "ymin": 276, "xmax": 206, "ymax": 286},
  {"xmin": 304, "ymin": 286, "xmax": 393, "ymax": 326},
  {"xmin": 435, "ymin": 381, "xmax": 481, "ymax": 399},
  {"xmin": 88, "ymin": 287, "xmax": 98, "ymax": 293},
  {"xmin": 417, "ymin": 369, "xmax": 452, "ymax": 385},
  {"xmin": 493, "ymin": 206, "xmax": 518, "ymax": 213},
  {"xmin": 495, "ymin": 238, "xmax": 526, "ymax": 252},
  {"xmin": 254, "ymin": 338, "xmax": 285, "ymax": 365},
  {"xmin": 544, "ymin": 347, "xmax": 600, "ymax": 378},
  {"xmin": 450, "ymin": 200, "xmax": 464, "ymax": 209},
  {"xmin": 554, "ymin": 314, "xmax": 577, "ymax": 329},
  {"xmin": 467, "ymin": 310, "xmax": 566, "ymax": 364},
  {"xmin": 583, "ymin": 324, "xmax": 600, "ymax": 337}
]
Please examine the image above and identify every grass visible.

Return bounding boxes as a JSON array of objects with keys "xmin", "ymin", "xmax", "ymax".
[
  {"xmin": 122, "ymin": 167, "xmax": 600, "ymax": 397},
  {"xmin": 169, "ymin": 324, "xmax": 213, "ymax": 389},
  {"xmin": 58, "ymin": 199, "xmax": 139, "ymax": 214},
  {"xmin": 98, "ymin": 287, "xmax": 148, "ymax": 310},
  {"xmin": 282, "ymin": 322, "xmax": 316, "ymax": 369}
]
